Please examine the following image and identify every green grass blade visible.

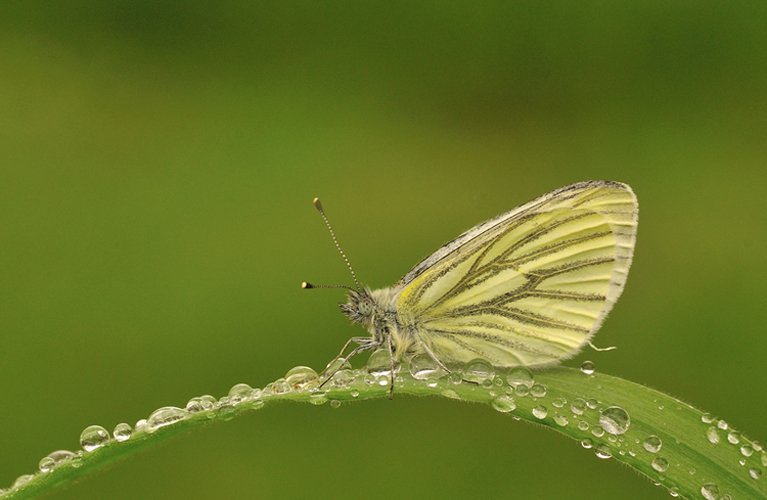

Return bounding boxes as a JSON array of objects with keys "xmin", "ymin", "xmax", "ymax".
[{"xmin": 1, "ymin": 366, "xmax": 764, "ymax": 500}]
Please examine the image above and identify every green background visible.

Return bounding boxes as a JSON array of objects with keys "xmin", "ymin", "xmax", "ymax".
[{"xmin": 2, "ymin": 3, "xmax": 766, "ymax": 499}]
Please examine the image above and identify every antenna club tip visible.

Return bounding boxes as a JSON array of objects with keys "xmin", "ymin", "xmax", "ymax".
[
  {"xmin": 301, "ymin": 281, "xmax": 313, "ymax": 289},
  {"xmin": 313, "ymin": 198, "xmax": 323, "ymax": 211}
]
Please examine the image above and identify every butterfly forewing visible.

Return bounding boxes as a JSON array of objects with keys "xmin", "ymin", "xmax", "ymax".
[{"xmin": 396, "ymin": 181, "xmax": 637, "ymax": 368}]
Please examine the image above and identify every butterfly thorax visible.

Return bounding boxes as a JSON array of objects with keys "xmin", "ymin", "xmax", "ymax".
[{"xmin": 340, "ymin": 287, "xmax": 417, "ymax": 358}]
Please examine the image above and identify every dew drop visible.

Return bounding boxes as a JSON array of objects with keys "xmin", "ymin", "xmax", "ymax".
[
  {"xmin": 581, "ymin": 360, "xmax": 595, "ymax": 375},
  {"xmin": 447, "ymin": 372, "xmax": 462, "ymax": 385},
  {"xmin": 587, "ymin": 398, "xmax": 598, "ymax": 409},
  {"xmin": 643, "ymin": 435, "xmax": 663, "ymax": 453},
  {"xmin": 532, "ymin": 405, "xmax": 548, "ymax": 419},
  {"xmin": 271, "ymin": 378, "xmax": 292, "ymax": 394},
  {"xmin": 329, "ymin": 399, "xmax": 342, "ymax": 408},
  {"xmin": 701, "ymin": 413, "xmax": 715, "ymax": 424},
  {"xmin": 228, "ymin": 383, "xmax": 253, "ymax": 400},
  {"xmin": 749, "ymin": 467, "xmax": 762, "ymax": 480},
  {"xmin": 578, "ymin": 420, "xmax": 590, "ymax": 431},
  {"xmin": 706, "ymin": 426, "xmax": 720, "ymax": 444},
  {"xmin": 80, "ymin": 425, "xmax": 110, "ymax": 452},
  {"xmin": 134, "ymin": 419, "xmax": 148, "ymax": 433},
  {"xmin": 515, "ymin": 384, "xmax": 530, "ymax": 397},
  {"xmin": 741, "ymin": 445, "xmax": 754, "ymax": 457},
  {"xmin": 506, "ymin": 367, "xmax": 534, "ymax": 388},
  {"xmin": 39, "ymin": 450, "xmax": 76, "ymax": 472},
  {"xmin": 553, "ymin": 413, "xmax": 569, "ymax": 427},
  {"xmin": 599, "ymin": 406, "xmax": 630, "ymax": 435},
  {"xmin": 186, "ymin": 395, "xmax": 216, "ymax": 413},
  {"xmin": 530, "ymin": 384, "xmax": 547, "ymax": 398},
  {"xmin": 147, "ymin": 406, "xmax": 188, "ymax": 432},
  {"xmin": 491, "ymin": 395, "xmax": 516, "ymax": 413},
  {"xmin": 571, "ymin": 398, "xmax": 587, "ymax": 415},
  {"xmin": 727, "ymin": 431, "xmax": 741, "ymax": 444},
  {"xmin": 12, "ymin": 474, "xmax": 34, "ymax": 489},
  {"xmin": 581, "ymin": 438, "xmax": 593, "ymax": 449},
  {"xmin": 592, "ymin": 426, "xmax": 605, "ymax": 438},
  {"xmin": 552, "ymin": 397, "xmax": 566, "ymax": 408},
  {"xmin": 463, "ymin": 358, "xmax": 495, "ymax": 383},
  {"xmin": 717, "ymin": 420, "xmax": 729, "ymax": 430},
  {"xmin": 762, "ymin": 452, "xmax": 767, "ymax": 467},
  {"xmin": 651, "ymin": 456, "xmax": 669, "ymax": 472},
  {"xmin": 350, "ymin": 389, "xmax": 359, "ymax": 398},
  {"xmin": 308, "ymin": 392, "xmax": 328, "ymax": 405},
  {"xmin": 700, "ymin": 482, "xmax": 719, "ymax": 500},
  {"xmin": 113, "ymin": 423, "xmax": 132, "ymax": 442},
  {"xmin": 408, "ymin": 353, "xmax": 445, "ymax": 380},
  {"xmin": 285, "ymin": 366, "xmax": 319, "ymax": 387},
  {"xmin": 363, "ymin": 374, "xmax": 376, "ymax": 385},
  {"xmin": 366, "ymin": 349, "xmax": 397, "ymax": 377},
  {"xmin": 594, "ymin": 443, "xmax": 612, "ymax": 459}
]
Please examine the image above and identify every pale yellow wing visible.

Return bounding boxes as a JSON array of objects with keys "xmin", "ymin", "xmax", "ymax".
[{"xmin": 396, "ymin": 181, "xmax": 638, "ymax": 368}]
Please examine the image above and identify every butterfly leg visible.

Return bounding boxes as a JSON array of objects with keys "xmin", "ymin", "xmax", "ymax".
[
  {"xmin": 318, "ymin": 338, "xmax": 380, "ymax": 389},
  {"xmin": 385, "ymin": 334, "xmax": 396, "ymax": 400},
  {"xmin": 421, "ymin": 343, "xmax": 479, "ymax": 386}
]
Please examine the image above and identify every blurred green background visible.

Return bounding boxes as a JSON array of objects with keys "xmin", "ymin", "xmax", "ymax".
[{"xmin": 1, "ymin": 2, "xmax": 766, "ymax": 499}]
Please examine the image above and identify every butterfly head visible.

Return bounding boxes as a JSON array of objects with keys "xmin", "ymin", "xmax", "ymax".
[{"xmin": 340, "ymin": 288, "xmax": 376, "ymax": 326}]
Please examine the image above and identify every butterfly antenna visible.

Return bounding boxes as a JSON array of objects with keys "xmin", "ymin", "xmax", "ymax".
[
  {"xmin": 301, "ymin": 282, "xmax": 355, "ymax": 291},
  {"xmin": 312, "ymin": 198, "xmax": 361, "ymax": 292}
]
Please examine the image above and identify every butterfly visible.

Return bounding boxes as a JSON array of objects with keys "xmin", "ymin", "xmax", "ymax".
[{"xmin": 304, "ymin": 181, "xmax": 638, "ymax": 398}]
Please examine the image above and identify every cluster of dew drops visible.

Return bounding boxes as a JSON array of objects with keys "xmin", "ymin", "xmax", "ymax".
[{"xmin": 2, "ymin": 355, "xmax": 764, "ymax": 499}]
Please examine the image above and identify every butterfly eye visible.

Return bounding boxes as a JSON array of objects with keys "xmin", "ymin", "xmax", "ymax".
[{"xmin": 357, "ymin": 299, "xmax": 374, "ymax": 316}]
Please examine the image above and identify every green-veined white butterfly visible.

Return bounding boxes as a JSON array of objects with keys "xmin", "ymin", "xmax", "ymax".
[{"xmin": 304, "ymin": 181, "xmax": 638, "ymax": 398}]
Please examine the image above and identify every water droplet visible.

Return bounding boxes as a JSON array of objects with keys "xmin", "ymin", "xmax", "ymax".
[
  {"xmin": 643, "ymin": 435, "xmax": 663, "ymax": 453},
  {"xmin": 366, "ymin": 349, "xmax": 398, "ymax": 377},
  {"xmin": 669, "ymin": 485, "xmax": 680, "ymax": 497},
  {"xmin": 571, "ymin": 398, "xmax": 587, "ymax": 415},
  {"xmin": 717, "ymin": 419, "xmax": 729, "ymax": 430},
  {"xmin": 80, "ymin": 425, "xmax": 110, "ymax": 452},
  {"xmin": 552, "ymin": 397, "xmax": 566, "ymax": 408},
  {"xmin": 326, "ymin": 357, "xmax": 352, "ymax": 373},
  {"xmin": 463, "ymin": 358, "xmax": 495, "ymax": 383},
  {"xmin": 553, "ymin": 413, "xmax": 569, "ymax": 427},
  {"xmin": 749, "ymin": 467, "xmax": 762, "ymax": 480},
  {"xmin": 592, "ymin": 426, "xmax": 605, "ymax": 438},
  {"xmin": 285, "ymin": 366, "xmax": 319, "ymax": 387},
  {"xmin": 363, "ymin": 373, "xmax": 376, "ymax": 385},
  {"xmin": 308, "ymin": 392, "xmax": 328, "ymax": 405},
  {"xmin": 706, "ymin": 426, "xmax": 720, "ymax": 444},
  {"xmin": 581, "ymin": 438, "xmax": 593, "ymax": 449},
  {"xmin": 578, "ymin": 420, "xmax": 589, "ymax": 431},
  {"xmin": 492, "ymin": 395, "xmax": 516, "ymax": 413},
  {"xmin": 113, "ymin": 423, "xmax": 132, "ymax": 442},
  {"xmin": 700, "ymin": 482, "xmax": 719, "ymax": 500},
  {"xmin": 506, "ymin": 367, "xmax": 534, "ymax": 388},
  {"xmin": 441, "ymin": 389, "xmax": 460, "ymax": 399},
  {"xmin": 329, "ymin": 399, "xmax": 341, "ymax": 408},
  {"xmin": 741, "ymin": 445, "xmax": 754, "ymax": 457},
  {"xmin": 147, "ymin": 406, "xmax": 188, "ymax": 432},
  {"xmin": 727, "ymin": 431, "xmax": 741, "ymax": 444},
  {"xmin": 752, "ymin": 441, "xmax": 763, "ymax": 452},
  {"xmin": 587, "ymin": 398, "xmax": 598, "ymax": 409},
  {"xmin": 651, "ymin": 456, "xmax": 669, "ymax": 472},
  {"xmin": 350, "ymin": 390, "xmax": 359, "ymax": 398},
  {"xmin": 581, "ymin": 360, "xmax": 595, "ymax": 375},
  {"xmin": 271, "ymin": 378, "xmax": 292, "ymax": 394},
  {"xmin": 39, "ymin": 450, "xmax": 76, "ymax": 472},
  {"xmin": 762, "ymin": 452, "xmax": 767, "ymax": 467},
  {"xmin": 447, "ymin": 372, "xmax": 462, "ymax": 385},
  {"xmin": 514, "ymin": 384, "xmax": 530, "ymax": 397},
  {"xmin": 532, "ymin": 405, "xmax": 548, "ymax": 419},
  {"xmin": 186, "ymin": 395, "xmax": 216, "ymax": 412},
  {"xmin": 594, "ymin": 443, "xmax": 612, "ymax": 459},
  {"xmin": 408, "ymin": 353, "xmax": 445, "ymax": 380},
  {"xmin": 228, "ymin": 383, "xmax": 253, "ymax": 400},
  {"xmin": 689, "ymin": 468, "xmax": 696, "ymax": 475},
  {"xmin": 702, "ymin": 413, "xmax": 715, "ymax": 424},
  {"xmin": 599, "ymin": 406, "xmax": 630, "ymax": 435},
  {"xmin": 12, "ymin": 474, "xmax": 34, "ymax": 489},
  {"xmin": 739, "ymin": 458, "xmax": 746, "ymax": 466},
  {"xmin": 530, "ymin": 384, "xmax": 547, "ymax": 398}
]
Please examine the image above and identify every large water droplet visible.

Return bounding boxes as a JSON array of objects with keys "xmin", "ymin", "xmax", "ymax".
[
  {"xmin": 228, "ymin": 383, "xmax": 253, "ymax": 401},
  {"xmin": 463, "ymin": 358, "xmax": 495, "ymax": 383},
  {"xmin": 727, "ymin": 431, "xmax": 741, "ymax": 444},
  {"xmin": 506, "ymin": 367, "xmax": 534, "ymax": 388},
  {"xmin": 514, "ymin": 384, "xmax": 530, "ymax": 397},
  {"xmin": 80, "ymin": 425, "xmax": 110, "ymax": 452},
  {"xmin": 553, "ymin": 413, "xmax": 569, "ymax": 427},
  {"xmin": 717, "ymin": 420, "xmax": 729, "ymax": 430},
  {"xmin": 39, "ymin": 450, "xmax": 76, "ymax": 472},
  {"xmin": 700, "ymin": 482, "xmax": 719, "ymax": 500},
  {"xmin": 113, "ymin": 423, "xmax": 132, "ymax": 442},
  {"xmin": 643, "ymin": 435, "xmax": 662, "ymax": 453},
  {"xmin": 651, "ymin": 456, "xmax": 669, "ymax": 472},
  {"xmin": 581, "ymin": 360, "xmax": 595, "ymax": 375},
  {"xmin": 706, "ymin": 426, "xmax": 720, "ymax": 444},
  {"xmin": 285, "ymin": 366, "xmax": 319, "ymax": 387},
  {"xmin": 749, "ymin": 468, "xmax": 762, "ymax": 480},
  {"xmin": 366, "ymin": 349, "xmax": 396, "ymax": 377},
  {"xmin": 408, "ymin": 353, "xmax": 445, "ymax": 380},
  {"xmin": 532, "ymin": 405, "xmax": 548, "ymax": 419},
  {"xmin": 530, "ymin": 384, "xmax": 547, "ymax": 398},
  {"xmin": 594, "ymin": 443, "xmax": 612, "ymax": 459},
  {"xmin": 741, "ymin": 445, "xmax": 754, "ymax": 457},
  {"xmin": 491, "ymin": 395, "xmax": 516, "ymax": 413},
  {"xmin": 599, "ymin": 406, "xmax": 630, "ymax": 435},
  {"xmin": 147, "ymin": 406, "xmax": 188, "ymax": 432}
]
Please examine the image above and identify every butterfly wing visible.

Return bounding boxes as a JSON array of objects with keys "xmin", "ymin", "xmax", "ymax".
[{"xmin": 396, "ymin": 181, "xmax": 638, "ymax": 368}]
